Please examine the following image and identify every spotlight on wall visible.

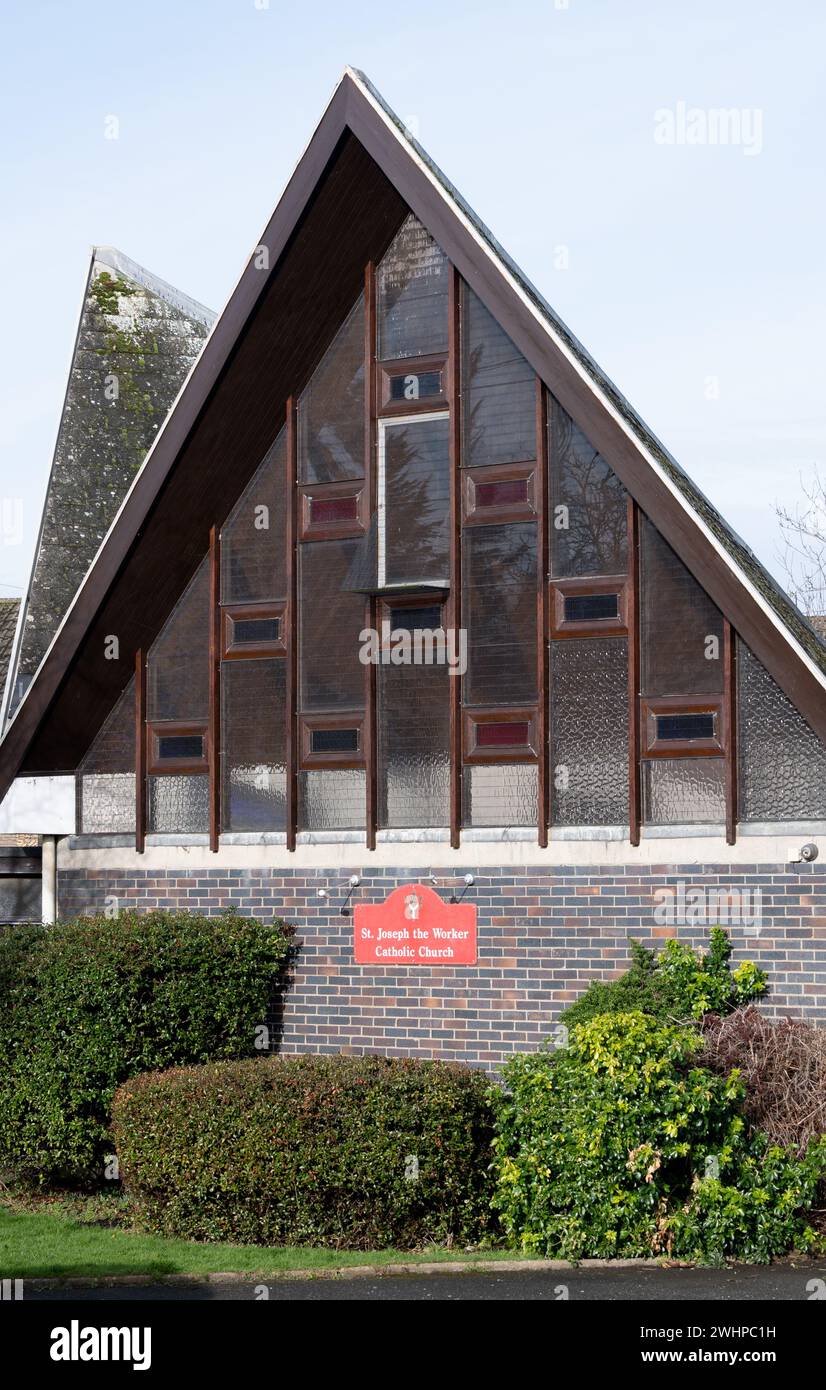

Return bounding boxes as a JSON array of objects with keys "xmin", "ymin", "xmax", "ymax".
[
  {"xmin": 450, "ymin": 873, "xmax": 475, "ymax": 905},
  {"xmin": 788, "ymin": 843, "xmax": 820, "ymax": 864},
  {"xmin": 317, "ymin": 888, "xmax": 328, "ymax": 900}
]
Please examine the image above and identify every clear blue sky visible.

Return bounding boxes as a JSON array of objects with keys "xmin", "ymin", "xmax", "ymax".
[{"xmin": 1, "ymin": 0, "xmax": 823, "ymax": 598}]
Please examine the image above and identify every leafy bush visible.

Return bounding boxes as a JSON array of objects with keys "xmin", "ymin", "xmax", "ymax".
[
  {"xmin": 112, "ymin": 1054, "xmax": 497, "ymax": 1249},
  {"xmin": 491, "ymin": 1011, "xmax": 825, "ymax": 1263},
  {"xmin": 702, "ymin": 1006, "xmax": 826, "ymax": 1156},
  {"xmin": 560, "ymin": 928, "xmax": 766, "ymax": 1029},
  {"xmin": 0, "ymin": 910, "xmax": 291, "ymax": 1188}
]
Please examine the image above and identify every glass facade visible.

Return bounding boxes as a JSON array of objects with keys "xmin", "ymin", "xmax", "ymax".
[{"xmin": 77, "ymin": 211, "xmax": 826, "ymax": 843}]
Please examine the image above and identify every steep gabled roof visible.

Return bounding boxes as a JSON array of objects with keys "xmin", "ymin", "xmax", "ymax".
[
  {"xmin": 0, "ymin": 68, "xmax": 823, "ymax": 803},
  {"xmin": 1, "ymin": 248, "xmax": 214, "ymax": 724}
]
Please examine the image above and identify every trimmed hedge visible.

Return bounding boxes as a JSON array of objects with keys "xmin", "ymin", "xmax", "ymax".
[
  {"xmin": 0, "ymin": 910, "xmax": 291, "ymax": 1188},
  {"xmin": 112, "ymin": 1054, "xmax": 497, "ymax": 1249}
]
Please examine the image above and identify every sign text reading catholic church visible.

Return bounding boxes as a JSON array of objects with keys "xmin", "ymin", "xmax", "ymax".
[{"xmin": 354, "ymin": 883, "xmax": 477, "ymax": 965}]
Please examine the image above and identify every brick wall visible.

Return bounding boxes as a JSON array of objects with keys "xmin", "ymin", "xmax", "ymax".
[{"xmin": 58, "ymin": 862, "xmax": 826, "ymax": 1065}]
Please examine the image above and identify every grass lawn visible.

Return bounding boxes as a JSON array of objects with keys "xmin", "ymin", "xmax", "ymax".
[{"xmin": 0, "ymin": 1197, "xmax": 524, "ymax": 1280}]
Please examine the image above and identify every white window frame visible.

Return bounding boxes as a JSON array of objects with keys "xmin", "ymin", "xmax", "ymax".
[{"xmin": 376, "ymin": 410, "xmax": 450, "ymax": 589}]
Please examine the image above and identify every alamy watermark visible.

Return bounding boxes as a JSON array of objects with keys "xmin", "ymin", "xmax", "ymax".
[
  {"xmin": 359, "ymin": 622, "xmax": 466, "ymax": 676},
  {"xmin": 654, "ymin": 101, "xmax": 763, "ymax": 157},
  {"xmin": 653, "ymin": 880, "xmax": 763, "ymax": 934}
]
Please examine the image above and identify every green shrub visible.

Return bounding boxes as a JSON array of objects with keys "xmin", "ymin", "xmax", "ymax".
[
  {"xmin": 0, "ymin": 910, "xmax": 291, "ymax": 1188},
  {"xmin": 560, "ymin": 928, "xmax": 766, "ymax": 1029},
  {"xmin": 112, "ymin": 1054, "xmax": 497, "ymax": 1249},
  {"xmin": 491, "ymin": 1012, "xmax": 825, "ymax": 1263}
]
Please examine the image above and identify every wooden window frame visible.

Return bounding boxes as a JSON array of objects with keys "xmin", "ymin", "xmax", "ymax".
[
  {"xmin": 298, "ymin": 479, "xmax": 367, "ymax": 542},
  {"xmin": 640, "ymin": 694, "xmax": 726, "ymax": 759},
  {"xmin": 299, "ymin": 712, "xmax": 366, "ymax": 769},
  {"xmin": 463, "ymin": 707, "xmax": 539, "ymax": 765},
  {"xmin": 462, "ymin": 460, "xmax": 537, "ymax": 527},
  {"xmin": 221, "ymin": 601, "xmax": 287, "ymax": 660},
  {"xmin": 377, "ymin": 355, "xmax": 448, "ymax": 416},
  {"xmin": 376, "ymin": 589, "xmax": 448, "ymax": 639},
  {"xmin": 147, "ymin": 720, "xmax": 209, "ymax": 775},
  {"xmin": 550, "ymin": 575, "xmax": 629, "ymax": 639}
]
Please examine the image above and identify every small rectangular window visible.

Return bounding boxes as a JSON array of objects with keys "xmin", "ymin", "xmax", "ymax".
[
  {"xmin": 656, "ymin": 712, "xmax": 716, "ymax": 742},
  {"xmin": 550, "ymin": 578, "xmax": 628, "ymax": 638},
  {"xmin": 310, "ymin": 727, "xmax": 359, "ymax": 754},
  {"xmin": 232, "ymin": 616, "xmax": 281, "ymax": 645},
  {"xmin": 300, "ymin": 713, "xmax": 365, "ymax": 768},
  {"xmin": 157, "ymin": 733, "xmax": 204, "ymax": 761},
  {"xmin": 388, "ymin": 369, "xmax": 443, "ymax": 402},
  {"xmin": 147, "ymin": 721, "xmax": 209, "ymax": 774},
  {"xmin": 299, "ymin": 482, "xmax": 365, "ymax": 542},
  {"xmin": 463, "ymin": 463, "xmax": 536, "ymax": 526},
  {"xmin": 475, "ymin": 477, "xmax": 529, "ymax": 509},
  {"xmin": 476, "ymin": 720, "xmax": 530, "ymax": 748},
  {"xmin": 641, "ymin": 695, "xmax": 725, "ymax": 758},
  {"xmin": 222, "ymin": 602, "xmax": 286, "ymax": 660},
  {"xmin": 388, "ymin": 603, "xmax": 443, "ymax": 632},
  {"xmin": 463, "ymin": 708, "xmax": 538, "ymax": 764},
  {"xmin": 563, "ymin": 592, "xmax": 619, "ymax": 623},
  {"xmin": 310, "ymin": 495, "xmax": 359, "ymax": 525}
]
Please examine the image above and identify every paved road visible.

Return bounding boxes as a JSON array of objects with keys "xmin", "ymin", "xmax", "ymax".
[{"xmin": 26, "ymin": 1263, "xmax": 826, "ymax": 1300}]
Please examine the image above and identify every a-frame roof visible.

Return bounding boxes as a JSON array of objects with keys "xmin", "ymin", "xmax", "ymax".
[{"xmin": 0, "ymin": 68, "xmax": 824, "ymax": 803}]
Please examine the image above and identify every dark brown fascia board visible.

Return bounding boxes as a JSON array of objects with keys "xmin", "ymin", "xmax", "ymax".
[
  {"xmin": 341, "ymin": 76, "xmax": 826, "ymax": 743},
  {"xmin": 2, "ymin": 70, "xmax": 824, "ymax": 808}
]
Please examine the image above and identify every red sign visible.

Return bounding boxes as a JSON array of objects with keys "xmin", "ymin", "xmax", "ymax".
[{"xmin": 354, "ymin": 883, "xmax": 477, "ymax": 965}]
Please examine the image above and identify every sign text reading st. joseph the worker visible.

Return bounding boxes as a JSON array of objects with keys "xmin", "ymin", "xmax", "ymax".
[{"xmin": 354, "ymin": 883, "xmax": 477, "ymax": 964}]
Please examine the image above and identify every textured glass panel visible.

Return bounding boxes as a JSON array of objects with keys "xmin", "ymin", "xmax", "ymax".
[
  {"xmin": 148, "ymin": 557, "xmax": 210, "ymax": 721},
  {"xmin": 147, "ymin": 774, "xmax": 209, "ymax": 833},
  {"xmin": 640, "ymin": 518, "xmax": 724, "ymax": 696},
  {"xmin": 299, "ymin": 540, "xmax": 366, "ymax": 711},
  {"xmin": 79, "ymin": 774, "xmax": 136, "ymax": 834},
  {"xmin": 462, "ymin": 285, "xmax": 535, "ymax": 467},
  {"xmin": 549, "ymin": 401, "xmax": 628, "ymax": 576},
  {"xmin": 738, "ymin": 641, "xmax": 826, "ymax": 820},
  {"xmin": 79, "ymin": 677, "xmax": 135, "ymax": 773},
  {"xmin": 221, "ymin": 659, "xmax": 286, "ymax": 832},
  {"xmin": 551, "ymin": 638, "xmax": 629, "ymax": 825},
  {"xmin": 463, "ymin": 523, "xmax": 537, "ymax": 705},
  {"xmin": 377, "ymin": 215, "xmax": 448, "ymax": 360},
  {"xmin": 378, "ymin": 661, "xmax": 449, "ymax": 829},
  {"xmin": 298, "ymin": 769, "xmax": 365, "ymax": 831},
  {"xmin": 221, "ymin": 430, "xmax": 287, "ymax": 604},
  {"xmin": 0, "ymin": 877, "xmax": 41, "ymax": 924},
  {"xmin": 381, "ymin": 417, "xmax": 450, "ymax": 586},
  {"xmin": 298, "ymin": 296, "xmax": 365, "ymax": 484},
  {"xmin": 462, "ymin": 764, "xmax": 538, "ymax": 828},
  {"xmin": 643, "ymin": 758, "xmax": 726, "ymax": 825}
]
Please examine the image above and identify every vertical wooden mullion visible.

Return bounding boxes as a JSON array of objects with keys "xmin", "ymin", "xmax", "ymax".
[
  {"xmin": 208, "ymin": 525, "xmax": 221, "ymax": 852},
  {"xmin": 364, "ymin": 262, "xmax": 378, "ymax": 850},
  {"xmin": 536, "ymin": 379, "xmax": 549, "ymax": 847},
  {"xmin": 285, "ymin": 398, "xmax": 298, "ymax": 851},
  {"xmin": 724, "ymin": 618, "xmax": 738, "ymax": 845},
  {"xmin": 135, "ymin": 647, "xmax": 146, "ymax": 854},
  {"xmin": 448, "ymin": 266, "xmax": 462, "ymax": 849},
  {"xmin": 627, "ymin": 497, "xmax": 642, "ymax": 846}
]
